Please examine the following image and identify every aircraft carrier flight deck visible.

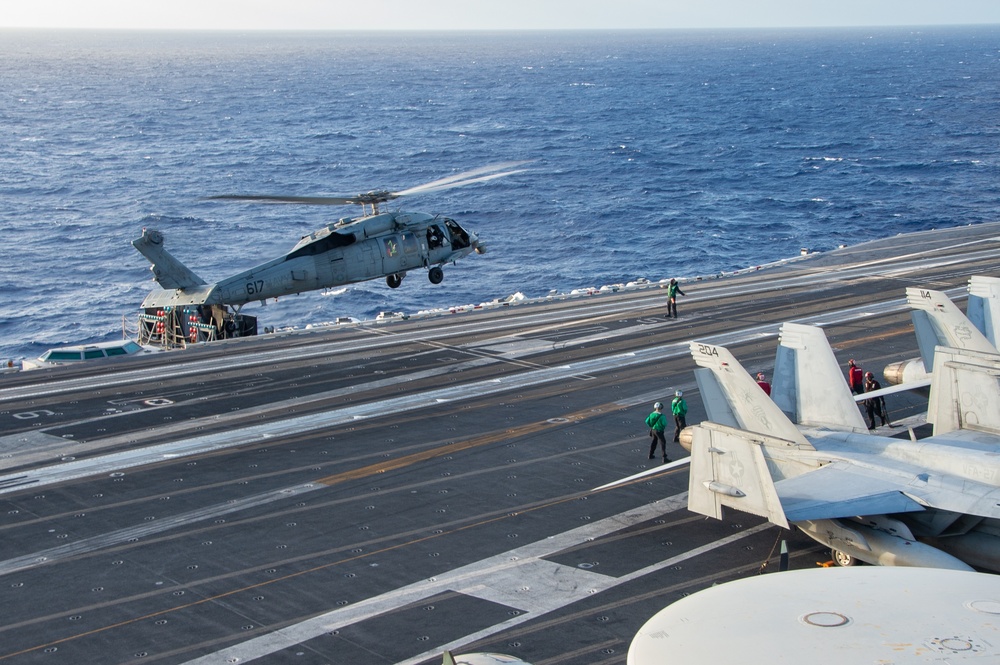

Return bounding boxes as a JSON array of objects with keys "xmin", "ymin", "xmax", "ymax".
[{"xmin": 1, "ymin": 222, "xmax": 999, "ymax": 665}]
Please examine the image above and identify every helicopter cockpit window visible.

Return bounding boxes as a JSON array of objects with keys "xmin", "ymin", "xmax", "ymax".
[
  {"xmin": 286, "ymin": 231, "xmax": 356, "ymax": 261},
  {"xmin": 402, "ymin": 232, "xmax": 420, "ymax": 255},
  {"xmin": 444, "ymin": 219, "xmax": 470, "ymax": 250}
]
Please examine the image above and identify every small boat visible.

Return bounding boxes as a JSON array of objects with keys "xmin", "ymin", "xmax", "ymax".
[{"xmin": 21, "ymin": 339, "xmax": 163, "ymax": 370}]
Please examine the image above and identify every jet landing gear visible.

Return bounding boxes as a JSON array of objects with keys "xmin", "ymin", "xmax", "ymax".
[
  {"xmin": 386, "ymin": 273, "xmax": 404, "ymax": 289},
  {"xmin": 831, "ymin": 549, "xmax": 859, "ymax": 567},
  {"xmin": 428, "ymin": 266, "xmax": 444, "ymax": 284}
]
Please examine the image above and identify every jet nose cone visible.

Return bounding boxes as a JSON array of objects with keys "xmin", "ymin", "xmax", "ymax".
[
  {"xmin": 678, "ymin": 427, "xmax": 694, "ymax": 452},
  {"xmin": 882, "ymin": 360, "xmax": 910, "ymax": 385}
]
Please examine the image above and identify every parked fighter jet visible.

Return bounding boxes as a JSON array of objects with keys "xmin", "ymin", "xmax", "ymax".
[
  {"xmin": 967, "ymin": 274, "xmax": 1000, "ymax": 346},
  {"xmin": 882, "ymin": 276, "xmax": 1000, "ymax": 386},
  {"xmin": 686, "ymin": 322, "xmax": 1000, "ymax": 570}
]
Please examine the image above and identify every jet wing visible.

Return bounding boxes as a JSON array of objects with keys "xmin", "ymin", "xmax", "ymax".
[
  {"xmin": 852, "ymin": 377, "xmax": 932, "ymax": 401},
  {"xmin": 774, "ymin": 462, "xmax": 925, "ymax": 522}
]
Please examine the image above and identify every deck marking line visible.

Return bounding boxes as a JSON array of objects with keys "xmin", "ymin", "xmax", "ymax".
[{"xmin": 181, "ymin": 493, "xmax": 770, "ymax": 665}]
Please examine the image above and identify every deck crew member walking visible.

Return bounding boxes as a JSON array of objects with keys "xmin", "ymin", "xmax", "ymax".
[
  {"xmin": 671, "ymin": 390, "xmax": 687, "ymax": 444},
  {"xmin": 645, "ymin": 402, "xmax": 668, "ymax": 462},
  {"xmin": 666, "ymin": 278, "xmax": 685, "ymax": 318}
]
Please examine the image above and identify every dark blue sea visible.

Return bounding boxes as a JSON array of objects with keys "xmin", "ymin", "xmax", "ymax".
[{"xmin": 2, "ymin": 27, "xmax": 999, "ymax": 362}]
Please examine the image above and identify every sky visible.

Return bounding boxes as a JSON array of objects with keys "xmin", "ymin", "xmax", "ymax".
[{"xmin": 4, "ymin": 0, "xmax": 1000, "ymax": 31}]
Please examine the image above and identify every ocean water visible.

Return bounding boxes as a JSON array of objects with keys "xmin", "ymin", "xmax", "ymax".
[{"xmin": 2, "ymin": 27, "xmax": 999, "ymax": 362}]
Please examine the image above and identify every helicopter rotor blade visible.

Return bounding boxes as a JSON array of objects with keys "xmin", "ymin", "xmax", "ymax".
[
  {"xmin": 204, "ymin": 194, "xmax": 374, "ymax": 206},
  {"xmin": 394, "ymin": 168, "xmax": 529, "ymax": 197},
  {"xmin": 392, "ymin": 160, "xmax": 531, "ymax": 197},
  {"xmin": 204, "ymin": 161, "xmax": 529, "ymax": 207}
]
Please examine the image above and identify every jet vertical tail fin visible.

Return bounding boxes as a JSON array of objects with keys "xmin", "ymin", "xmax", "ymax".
[
  {"xmin": 692, "ymin": 367, "xmax": 741, "ymax": 429},
  {"xmin": 687, "ymin": 422, "xmax": 790, "ymax": 529},
  {"xmin": 132, "ymin": 228, "xmax": 206, "ymax": 290},
  {"xmin": 689, "ymin": 340, "xmax": 813, "ymax": 449},
  {"xmin": 967, "ymin": 275, "xmax": 1000, "ymax": 349},
  {"xmin": 928, "ymin": 346, "xmax": 1000, "ymax": 436},
  {"xmin": 906, "ymin": 287, "xmax": 996, "ymax": 372},
  {"xmin": 771, "ymin": 323, "xmax": 869, "ymax": 432}
]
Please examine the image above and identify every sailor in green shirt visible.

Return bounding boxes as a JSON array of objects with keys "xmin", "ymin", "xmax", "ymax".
[
  {"xmin": 644, "ymin": 402, "xmax": 669, "ymax": 462},
  {"xmin": 666, "ymin": 278, "xmax": 685, "ymax": 318},
  {"xmin": 671, "ymin": 390, "xmax": 687, "ymax": 443}
]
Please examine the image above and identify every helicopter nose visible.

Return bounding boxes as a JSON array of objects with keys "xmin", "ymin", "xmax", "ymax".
[{"xmin": 469, "ymin": 231, "xmax": 487, "ymax": 254}]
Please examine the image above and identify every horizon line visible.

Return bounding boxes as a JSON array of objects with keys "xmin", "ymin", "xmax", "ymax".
[{"xmin": 2, "ymin": 23, "xmax": 999, "ymax": 33}]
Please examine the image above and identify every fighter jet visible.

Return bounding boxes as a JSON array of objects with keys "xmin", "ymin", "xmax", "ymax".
[
  {"xmin": 686, "ymin": 322, "xmax": 1000, "ymax": 570},
  {"xmin": 882, "ymin": 276, "xmax": 1000, "ymax": 387}
]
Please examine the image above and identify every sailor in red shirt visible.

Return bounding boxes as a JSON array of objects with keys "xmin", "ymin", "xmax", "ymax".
[{"xmin": 847, "ymin": 359, "xmax": 864, "ymax": 395}]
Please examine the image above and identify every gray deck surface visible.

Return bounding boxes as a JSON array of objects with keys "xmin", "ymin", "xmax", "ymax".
[{"xmin": 1, "ymin": 222, "xmax": 998, "ymax": 664}]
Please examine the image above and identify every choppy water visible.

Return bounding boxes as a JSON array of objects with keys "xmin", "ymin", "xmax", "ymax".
[{"xmin": 2, "ymin": 26, "xmax": 999, "ymax": 362}]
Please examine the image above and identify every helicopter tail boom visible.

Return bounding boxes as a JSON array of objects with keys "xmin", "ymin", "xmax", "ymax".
[{"xmin": 133, "ymin": 228, "xmax": 207, "ymax": 291}]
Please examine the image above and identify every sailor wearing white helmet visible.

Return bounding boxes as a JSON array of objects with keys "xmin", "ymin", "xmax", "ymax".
[
  {"xmin": 670, "ymin": 390, "xmax": 687, "ymax": 443},
  {"xmin": 644, "ymin": 402, "xmax": 668, "ymax": 463}
]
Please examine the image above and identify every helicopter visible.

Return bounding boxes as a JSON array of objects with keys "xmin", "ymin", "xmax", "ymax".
[{"xmin": 132, "ymin": 163, "xmax": 526, "ymax": 344}]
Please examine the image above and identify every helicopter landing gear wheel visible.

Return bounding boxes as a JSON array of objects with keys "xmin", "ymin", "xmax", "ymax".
[
  {"xmin": 386, "ymin": 273, "xmax": 404, "ymax": 289},
  {"xmin": 831, "ymin": 549, "xmax": 858, "ymax": 567},
  {"xmin": 428, "ymin": 266, "xmax": 444, "ymax": 284}
]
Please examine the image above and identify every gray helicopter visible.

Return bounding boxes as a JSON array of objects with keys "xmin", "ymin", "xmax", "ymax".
[{"xmin": 132, "ymin": 162, "xmax": 525, "ymax": 345}]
